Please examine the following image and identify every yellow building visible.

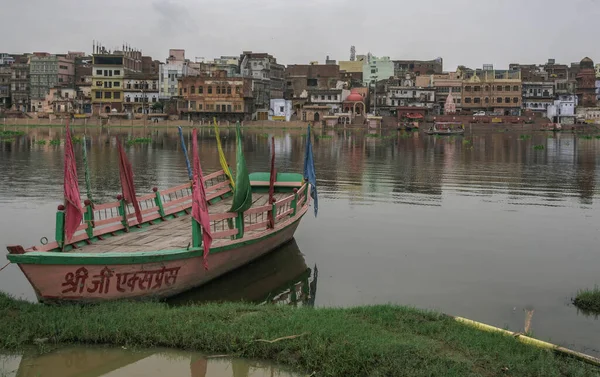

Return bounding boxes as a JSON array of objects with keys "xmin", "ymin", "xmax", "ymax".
[{"xmin": 91, "ymin": 50, "xmax": 142, "ymax": 115}]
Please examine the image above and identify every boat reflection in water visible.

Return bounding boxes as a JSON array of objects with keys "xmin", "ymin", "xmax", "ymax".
[
  {"xmin": 2, "ymin": 346, "xmax": 301, "ymax": 377},
  {"xmin": 168, "ymin": 239, "xmax": 318, "ymax": 307}
]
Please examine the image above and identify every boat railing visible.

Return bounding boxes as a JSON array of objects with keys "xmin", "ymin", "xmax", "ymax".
[{"xmin": 46, "ymin": 172, "xmax": 308, "ymax": 252}]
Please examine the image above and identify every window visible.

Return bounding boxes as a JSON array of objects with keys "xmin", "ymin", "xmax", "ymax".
[
  {"xmin": 371, "ymin": 69, "xmax": 376, "ymax": 74},
  {"xmin": 465, "ymin": 98, "xmax": 472, "ymax": 103},
  {"xmin": 496, "ymin": 97, "xmax": 502, "ymax": 103},
  {"xmin": 280, "ymin": 106, "xmax": 284, "ymax": 112},
  {"xmin": 113, "ymin": 82, "xmax": 120, "ymax": 87},
  {"xmin": 179, "ymin": 88, "xmax": 182, "ymax": 95},
  {"xmin": 104, "ymin": 82, "xmax": 112, "ymax": 88},
  {"xmin": 126, "ymin": 97, "xmax": 131, "ymax": 103},
  {"xmin": 199, "ymin": 86, "xmax": 203, "ymax": 94},
  {"xmin": 235, "ymin": 86, "xmax": 240, "ymax": 94},
  {"xmin": 227, "ymin": 104, "xmax": 232, "ymax": 112},
  {"xmin": 103, "ymin": 70, "xmax": 108, "ymax": 76},
  {"xmin": 190, "ymin": 101, "xmax": 196, "ymax": 109},
  {"xmin": 217, "ymin": 86, "xmax": 221, "ymax": 94},
  {"xmin": 513, "ymin": 85, "xmax": 519, "ymax": 91},
  {"xmin": 113, "ymin": 92, "xmax": 120, "ymax": 99},
  {"xmin": 104, "ymin": 92, "xmax": 111, "ymax": 99},
  {"xmin": 474, "ymin": 97, "xmax": 481, "ymax": 104},
  {"xmin": 484, "ymin": 86, "xmax": 489, "ymax": 91},
  {"xmin": 328, "ymin": 95, "xmax": 332, "ymax": 100},
  {"xmin": 96, "ymin": 70, "xmax": 102, "ymax": 75},
  {"xmin": 513, "ymin": 97, "xmax": 519, "ymax": 103},
  {"xmin": 484, "ymin": 97, "xmax": 489, "ymax": 104},
  {"xmin": 152, "ymin": 97, "xmax": 157, "ymax": 103},
  {"xmin": 208, "ymin": 86, "xmax": 212, "ymax": 94},
  {"xmin": 497, "ymin": 85, "xmax": 502, "ymax": 91},
  {"xmin": 198, "ymin": 104, "xmax": 203, "ymax": 110},
  {"xmin": 321, "ymin": 95, "xmax": 325, "ymax": 100},
  {"xmin": 134, "ymin": 97, "xmax": 139, "ymax": 103},
  {"xmin": 183, "ymin": 87, "xmax": 187, "ymax": 94},
  {"xmin": 227, "ymin": 86, "xmax": 231, "ymax": 95},
  {"xmin": 95, "ymin": 91, "xmax": 101, "ymax": 99},
  {"xmin": 114, "ymin": 70, "xmax": 120, "ymax": 76},
  {"xmin": 96, "ymin": 81, "xmax": 102, "ymax": 86},
  {"xmin": 190, "ymin": 86, "xmax": 195, "ymax": 94},
  {"xmin": 465, "ymin": 86, "xmax": 472, "ymax": 92},
  {"xmin": 474, "ymin": 86, "xmax": 481, "ymax": 92},
  {"xmin": 505, "ymin": 97, "xmax": 510, "ymax": 104},
  {"xmin": 504, "ymin": 86, "xmax": 510, "ymax": 92}
]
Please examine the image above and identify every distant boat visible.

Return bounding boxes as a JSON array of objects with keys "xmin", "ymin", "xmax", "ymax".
[{"xmin": 426, "ymin": 122, "xmax": 465, "ymax": 136}]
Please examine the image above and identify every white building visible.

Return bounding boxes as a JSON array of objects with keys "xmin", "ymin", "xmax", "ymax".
[
  {"xmin": 362, "ymin": 53, "xmax": 394, "ymax": 86},
  {"xmin": 124, "ymin": 74, "xmax": 159, "ymax": 113},
  {"xmin": 547, "ymin": 94, "xmax": 577, "ymax": 123},
  {"xmin": 522, "ymin": 81, "xmax": 554, "ymax": 113},
  {"xmin": 269, "ymin": 99, "xmax": 292, "ymax": 121},
  {"xmin": 158, "ymin": 49, "xmax": 191, "ymax": 99},
  {"xmin": 308, "ymin": 89, "xmax": 350, "ymax": 113}
]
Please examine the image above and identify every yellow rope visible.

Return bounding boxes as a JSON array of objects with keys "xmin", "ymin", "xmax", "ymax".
[{"xmin": 213, "ymin": 117, "xmax": 235, "ymax": 188}]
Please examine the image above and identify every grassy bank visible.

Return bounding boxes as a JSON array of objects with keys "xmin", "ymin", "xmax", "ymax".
[
  {"xmin": 0, "ymin": 294, "xmax": 598, "ymax": 376},
  {"xmin": 574, "ymin": 286, "xmax": 600, "ymax": 314}
]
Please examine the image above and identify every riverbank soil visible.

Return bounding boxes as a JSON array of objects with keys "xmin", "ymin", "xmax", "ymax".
[{"xmin": 0, "ymin": 294, "xmax": 597, "ymax": 376}]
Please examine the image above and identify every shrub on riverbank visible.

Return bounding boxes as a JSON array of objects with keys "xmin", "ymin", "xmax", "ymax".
[
  {"xmin": 574, "ymin": 286, "xmax": 600, "ymax": 314},
  {"xmin": 0, "ymin": 294, "xmax": 597, "ymax": 376}
]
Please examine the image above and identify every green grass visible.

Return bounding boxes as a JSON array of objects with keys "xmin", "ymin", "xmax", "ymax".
[
  {"xmin": 0, "ymin": 294, "xmax": 597, "ymax": 377},
  {"xmin": 1, "ymin": 137, "xmax": 15, "ymax": 142},
  {"xmin": 533, "ymin": 145, "xmax": 545, "ymax": 150},
  {"xmin": 35, "ymin": 140, "xmax": 47, "ymax": 145},
  {"xmin": 49, "ymin": 139, "xmax": 61, "ymax": 146},
  {"xmin": 126, "ymin": 137, "xmax": 152, "ymax": 146},
  {"xmin": 519, "ymin": 134, "xmax": 532, "ymax": 140},
  {"xmin": 580, "ymin": 135, "xmax": 594, "ymax": 140},
  {"xmin": 573, "ymin": 286, "xmax": 600, "ymax": 314}
]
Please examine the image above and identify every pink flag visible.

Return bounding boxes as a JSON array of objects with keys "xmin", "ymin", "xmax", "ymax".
[
  {"xmin": 63, "ymin": 119, "xmax": 83, "ymax": 244},
  {"xmin": 117, "ymin": 139, "xmax": 143, "ymax": 225},
  {"xmin": 267, "ymin": 136, "xmax": 276, "ymax": 228},
  {"xmin": 191, "ymin": 128, "xmax": 212, "ymax": 269}
]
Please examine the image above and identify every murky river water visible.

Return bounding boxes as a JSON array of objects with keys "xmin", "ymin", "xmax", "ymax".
[
  {"xmin": 0, "ymin": 346, "xmax": 300, "ymax": 377},
  {"xmin": 0, "ymin": 126, "xmax": 599, "ymax": 363}
]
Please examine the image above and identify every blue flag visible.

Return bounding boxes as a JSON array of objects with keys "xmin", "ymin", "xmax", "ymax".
[{"xmin": 303, "ymin": 124, "xmax": 318, "ymax": 217}]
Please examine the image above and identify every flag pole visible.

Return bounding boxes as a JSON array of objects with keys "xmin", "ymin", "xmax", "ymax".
[
  {"xmin": 178, "ymin": 126, "xmax": 192, "ymax": 180},
  {"xmin": 82, "ymin": 134, "xmax": 93, "ymax": 204}
]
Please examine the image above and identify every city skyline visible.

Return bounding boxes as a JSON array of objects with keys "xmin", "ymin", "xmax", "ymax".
[{"xmin": 3, "ymin": 0, "xmax": 600, "ymax": 69}]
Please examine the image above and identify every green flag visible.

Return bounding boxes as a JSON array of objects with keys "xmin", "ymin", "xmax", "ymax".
[{"xmin": 229, "ymin": 122, "xmax": 253, "ymax": 213}]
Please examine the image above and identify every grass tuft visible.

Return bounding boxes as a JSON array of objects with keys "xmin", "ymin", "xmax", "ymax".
[
  {"xmin": 0, "ymin": 293, "xmax": 597, "ymax": 376},
  {"xmin": 126, "ymin": 137, "xmax": 152, "ymax": 146},
  {"xmin": 580, "ymin": 135, "xmax": 594, "ymax": 140},
  {"xmin": 317, "ymin": 135, "xmax": 333, "ymax": 139},
  {"xmin": 0, "ymin": 130, "xmax": 25, "ymax": 138},
  {"xmin": 35, "ymin": 140, "xmax": 47, "ymax": 145},
  {"xmin": 573, "ymin": 286, "xmax": 600, "ymax": 314},
  {"xmin": 519, "ymin": 134, "xmax": 532, "ymax": 140},
  {"xmin": 49, "ymin": 139, "xmax": 61, "ymax": 146},
  {"xmin": 533, "ymin": 144, "xmax": 545, "ymax": 150}
]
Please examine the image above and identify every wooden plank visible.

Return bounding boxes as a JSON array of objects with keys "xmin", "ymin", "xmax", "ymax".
[
  {"xmin": 75, "ymin": 223, "xmax": 89, "ymax": 232},
  {"xmin": 212, "ymin": 228, "xmax": 238, "ymax": 239},
  {"xmin": 276, "ymin": 208, "xmax": 293, "ymax": 222},
  {"xmin": 206, "ymin": 187, "xmax": 232, "ymax": 201},
  {"xmin": 93, "ymin": 217, "xmax": 121, "ymax": 227},
  {"xmin": 204, "ymin": 170, "xmax": 225, "ymax": 181},
  {"xmin": 245, "ymin": 221, "xmax": 269, "ymax": 232},
  {"xmin": 136, "ymin": 193, "xmax": 156, "ymax": 202},
  {"xmin": 209, "ymin": 212, "xmax": 238, "ymax": 221},
  {"xmin": 276, "ymin": 194, "xmax": 295, "ymax": 206},
  {"xmin": 93, "ymin": 201, "xmax": 121, "ymax": 211},
  {"xmin": 206, "ymin": 180, "xmax": 231, "ymax": 193},
  {"xmin": 244, "ymin": 204, "xmax": 272, "ymax": 215},
  {"xmin": 93, "ymin": 223, "xmax": 126, "ymax": 237},
  {"xmin": 163, "ymin": 195, "xmax": 192, "ymax": 208},
  {"xmin": 161, "ymin": 183, "xmax": 192, "ymax": 195}
]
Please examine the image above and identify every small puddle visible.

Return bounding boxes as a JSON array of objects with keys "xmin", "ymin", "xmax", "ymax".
[{"xmin": 0, "ymin": 346, "xmax": 302, "ymax": 377}]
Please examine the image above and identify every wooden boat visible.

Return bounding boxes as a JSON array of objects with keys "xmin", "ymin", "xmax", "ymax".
[
  {"xmin": 426, "ymin": 122, "xmax": 465, "ymax": 136},
  {"xmin": 6, "ymin": 123, "xmax": 318, "ymax": 304}
]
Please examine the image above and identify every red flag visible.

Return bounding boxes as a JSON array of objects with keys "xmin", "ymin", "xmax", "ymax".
[
  {"xmin": 191, "ymin": 128, "xmax": 212, "ymax": 269},
  {"xmin": 63, "ymin": 119, "xmax": 83, "ymax": 244},
  {"xmin": 117, "ymin": 139, "xmax": 143, "ymax": 225},
  {"xmin": 267, "ymin": 136, "xmax": 276, "ymax": 228}
]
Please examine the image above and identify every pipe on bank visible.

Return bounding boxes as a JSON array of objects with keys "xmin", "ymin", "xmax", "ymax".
[{"xmin": 448, "ymin": 315, "xmax": 600, "ymax": 367}]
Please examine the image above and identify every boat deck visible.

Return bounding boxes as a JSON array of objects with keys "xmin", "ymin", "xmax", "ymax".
[{"xmin": 73, "ymin": 193, "xmax": 290, "ymax": 254}]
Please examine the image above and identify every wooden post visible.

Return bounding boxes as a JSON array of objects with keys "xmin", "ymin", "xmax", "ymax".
[
  {"xmin": 55, "ymin": 205, "xmax": 66, "ymax": 249},
  {"xmin": 235, "ymin": 212, "xmax": 244, "ymax": 239},
  {"xmin": 117, "ymin": 195, "xmax": 129, "ymax": 231},
  {"xmin": 152, "ymin": 187, "xmax": 166, "ymax": 218},
  {"xmin": 192, "ymin": 218, "xmax": 202, "ymax": 247},
  {"xmin": 291, "ymin": 188, "xmax": 298, "ymax": 216},
  {"xmin": 84, "ymin": 200, "xmax": 94, "ymax": 239},
  {"xmin": 270, "ymin": 202, "xmax": 277, "ymax": 227}
]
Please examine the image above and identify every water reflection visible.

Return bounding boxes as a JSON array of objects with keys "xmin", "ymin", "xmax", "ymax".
[
  {"xmin": 0, "ymin": 346, "xmax": 300, "ymax": 377},
  {"xmin": 169, "ymin": 240, "xmax": 317, "ymax": 307}
]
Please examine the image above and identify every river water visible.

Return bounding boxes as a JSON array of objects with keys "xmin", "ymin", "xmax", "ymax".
[{"xmin": 0, "ymin": 126, "xmax": 599, "ymax": 359}]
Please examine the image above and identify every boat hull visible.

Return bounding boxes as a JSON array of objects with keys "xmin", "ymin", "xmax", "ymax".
[{"xmin": 15, "ymin": 210, "xmax": 306, "ymax": 304}]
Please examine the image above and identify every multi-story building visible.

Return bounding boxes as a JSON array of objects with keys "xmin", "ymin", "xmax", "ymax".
[
  {"xmin": 522, "ymin": 81, "xmax": 554, "ymax": 113},
  {"xmin": 374, "ymin": 75, "xmax": 435, "ymax": 116},
  {"xmin": 159, "ymin": 49, "xmax": 191, "ymax": 100},
  {"xmin": 393, "ymin": 58, "xmax": 443, "ymax": 77},
  {"xmin": 0, "ymin": 53, "xmax": 15, "ymax": 66},
  {"xmin": 123, "ymin": 73, "xmax": 159, "ymax": 114},
  {"xmin": 10, "ymin": 55, "xmax": 30, "ymax": 112},
  {"xmin": 91, "ymin": 46, "xmax": 142, "ymax": 114},
  {"xmin": 191, "ymin": 56, "xmax": 240, "ymax": 78},
  {"xmin": 29, "ymin": 53, "xmax": 75, "ymax": 112},
  {"xmin": 42, "ymin": 88, "xmax": 77, "ymax": 113},
  {"xmin": 416, "ymin": 71, "xmax": 463, "ymax": 113},
  {"xmin": 142, "ymin": 56, "xmax": 161, "ymax": 75},
  {"xmin": 284, "ymin": 64, "xmax": 341, "ymax": 99},
  {"xmin": 338, "ymin": 60, "xmax": 363, "ymax": 86},
  {"xmin": 461, "ymin": 68, "xmax": 522, "ymax": 115},
  {"xmin": 176, "ymin": 71, "xmax": 254, "ymax": 122},
  {"xmin": 0, "ymin": 66, "xmax": 11, "ymax": 109},
  {"xmin": 308, "ymin": 89, "xmax": 349, "ymax": 113},
  {"xmin": 239, "ymin": 51, "xmax": 285, "ymax": 104},
  {"xmin": 74, "ymin": 56, "xmax": 92, "ymax": 114},
  {"xmin": 576, "ymin": 57, "xmax": 597, "ymax": 108},
  {"xmin": 362, "ymin": 54, "xmax": 394, "ymax": 85},
  {"xmin": 547, "ymin": 94, "xmax": 578, "ymax": 124}
]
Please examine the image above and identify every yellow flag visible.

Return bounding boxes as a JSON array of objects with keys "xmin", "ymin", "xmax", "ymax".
[{"xmin": 213, "ymin": 117, "xmax": 235, "ymax": 188}]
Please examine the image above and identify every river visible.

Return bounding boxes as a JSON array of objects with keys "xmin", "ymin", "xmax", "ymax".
[{"xmin": 0, "ymin": 126, "xmax": 599, "ymax": 358}]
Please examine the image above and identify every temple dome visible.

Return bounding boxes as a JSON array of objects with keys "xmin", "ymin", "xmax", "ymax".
[
  {"xmin": 580, "ymin": 57, "xmax": 594, "ymax": 69},
  {"xmin": 346, "ymin": 89, "xmax": 363, "ymax": 102}
]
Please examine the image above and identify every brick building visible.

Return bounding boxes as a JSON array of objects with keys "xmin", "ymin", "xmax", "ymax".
[
  {"xmin": 461, "ymin": 69, "xmax": 522, "ymax": 115},
  {"xmin": 10, "ymin": 55, "xmax": 30, "ymax": 112},
  {"xmin": 576, "ymin": 57, "xmax": 597, "ymax": 108},
  {"xmin": 393, "ymin": 58, "xmax": 443, "ymax": 77},
  {"xmin": 177, "ymin": 71, "xmax": 254, "ymax": 122},
  {"xmin": 284, "ymin": 64, "xmax": 341, "ymax": 99}
]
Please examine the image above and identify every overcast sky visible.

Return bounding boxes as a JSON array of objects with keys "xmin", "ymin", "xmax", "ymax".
[{"xmin": 3, "ymin": 0, "xmax": 599, "ymax": 70}]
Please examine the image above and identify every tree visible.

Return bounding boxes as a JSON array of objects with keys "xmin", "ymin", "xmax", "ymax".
[{"xmin": 151, "ymin": 101, "xmax": 164, "ymax": 113}]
